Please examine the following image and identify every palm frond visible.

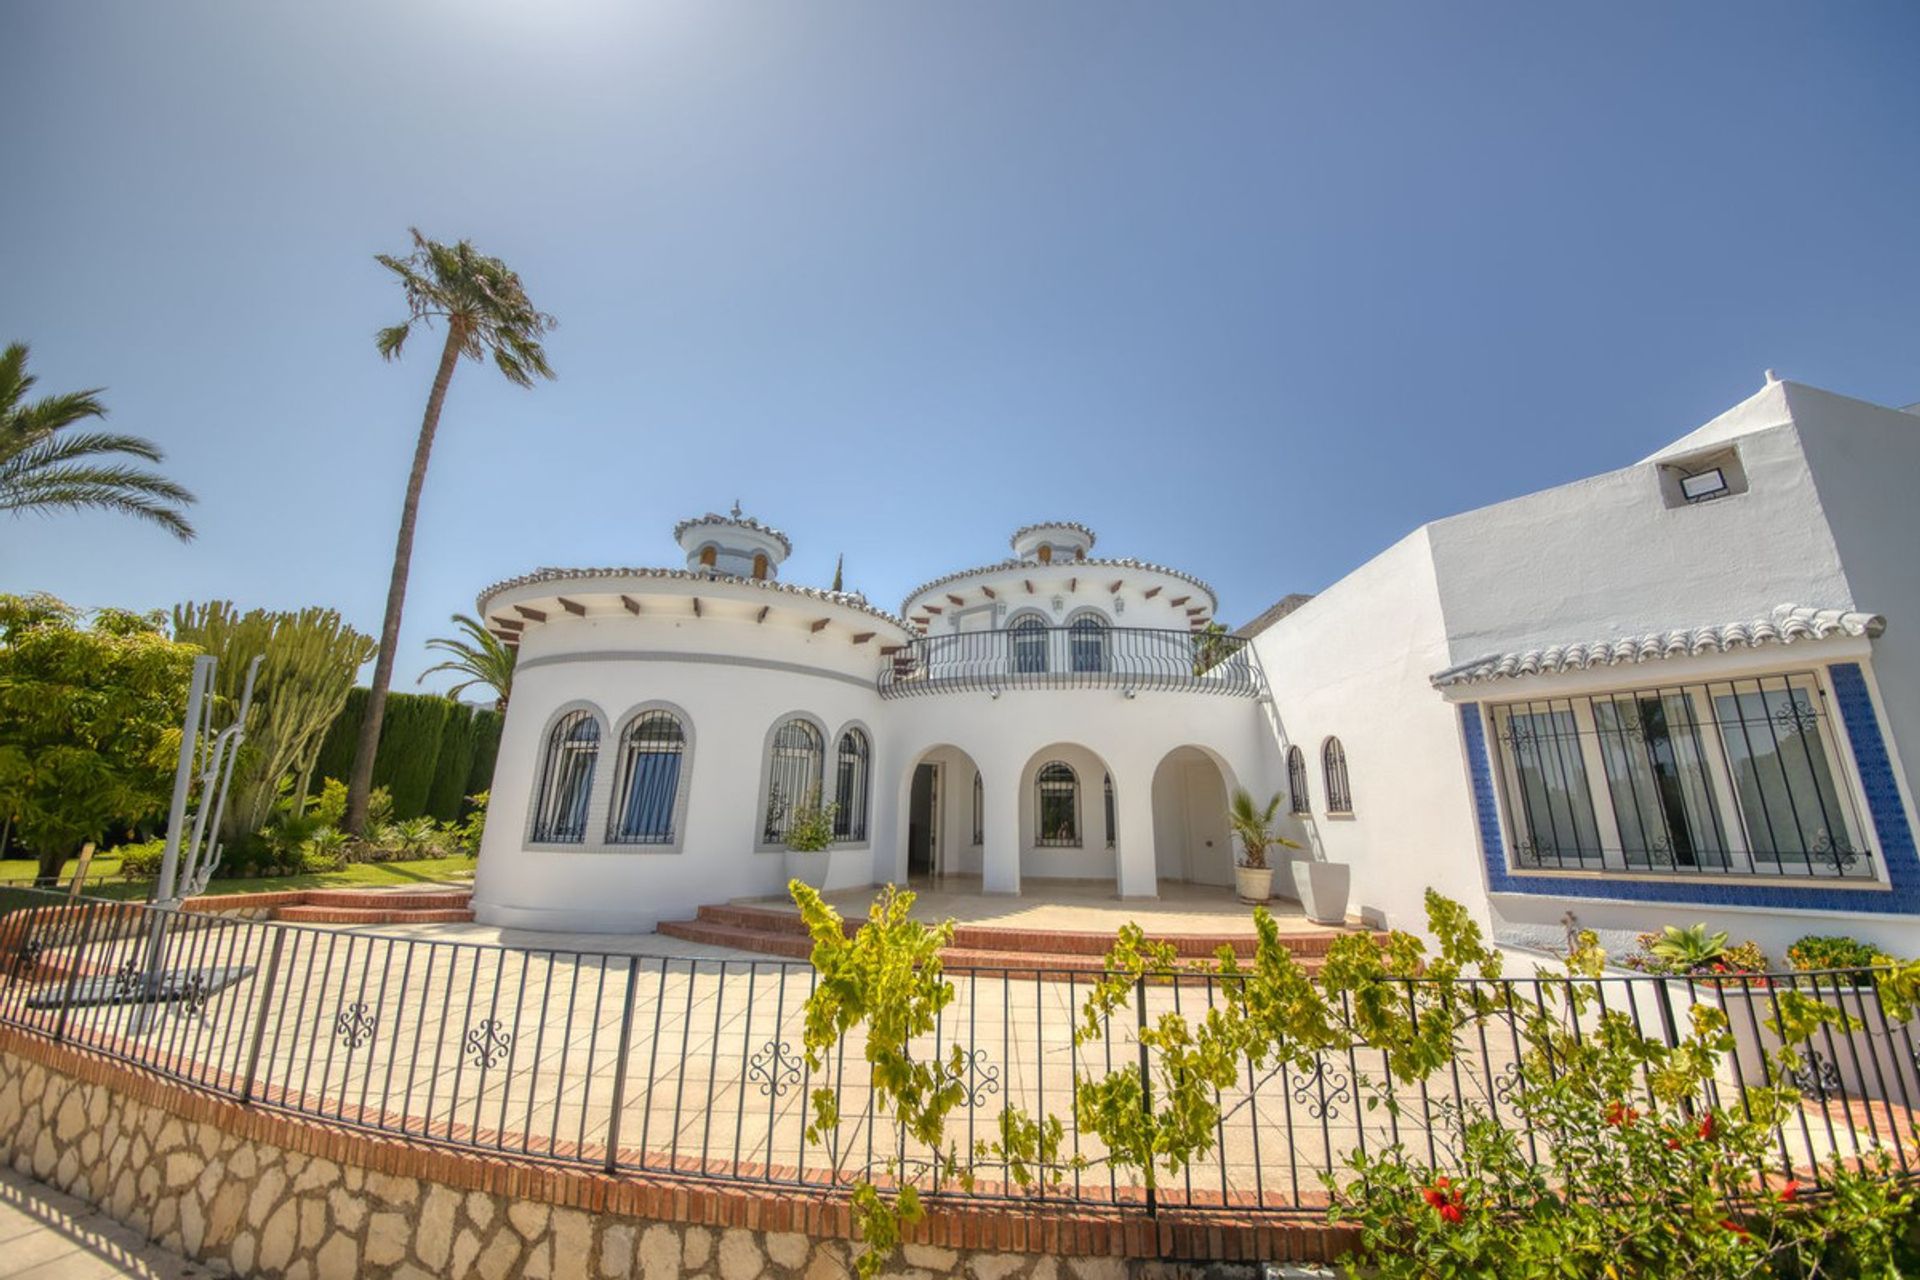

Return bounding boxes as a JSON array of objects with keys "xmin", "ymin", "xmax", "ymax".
[
  {"xmin": 416, "ymin": 613, "xmax": 515, "ymax": 705},
  {"xmin": 0, "ymin": 474, "xmax": 196, "ymax": 539},
  {"xmin": 0, "ymin": 347, "xmax": 196, "ymax": 541},
  {"xmin": 4, "ymin": 429, "xmax": 163, "ymax": 469}
]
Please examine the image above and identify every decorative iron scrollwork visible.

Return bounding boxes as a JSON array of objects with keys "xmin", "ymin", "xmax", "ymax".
[
  {"xmin": 747, "ymin": 1039, "xmax": 804, "ymax": 1099},
  {"xmin": 334, "ymin": 1002, "xmax": 376, "ymax": 1051},
  {"xmin": 1291, "ymin": 1056, "xmax": 1351, "ymax": 1121},
  {"xmin": 112, "ymin": 957, "xmax": 144, "ymax": 997},
  {"xmin": 172, "ymin": 974, "xmax": 210, "ymax": 1020},
  {"xmin": 952, "ymin": 1046, "xmax": 1001, "ymax": 1108},
  {"xmin": 1491, "ymin": 1060, "xmax": 1524, "ymax": 1107},
  {"xmin": 1772, "ymin": 698, "xmax": 1821, "ymax": 738},
  {"xmin": 1788, "ymin": 1052, "xmax": 1844, "ymax": 1101},
  {"xmin": 1811, "ymin": 833, "xmax": 1862, "ymax": 875},
  {"xmin": 464, "ymin": 1019, "xmax": 512, "ymax": 1070}
]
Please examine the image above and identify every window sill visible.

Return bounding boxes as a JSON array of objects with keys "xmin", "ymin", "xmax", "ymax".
[
  {"xmin": 524, "ymin": 842, "xmax": 687, "ymax": 856},
  {"xmin": 1501, "ymin": 866, "xmax": 1890, "ymax": 892}
]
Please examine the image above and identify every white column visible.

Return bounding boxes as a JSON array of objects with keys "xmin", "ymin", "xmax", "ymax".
[
  {"xmin": 981, "ymin": 762, "xmax": 1022, "ymax": 895},
  {"xmin": 1113, "ymin": 765, "xmax": 1159, "ymax": 899}
]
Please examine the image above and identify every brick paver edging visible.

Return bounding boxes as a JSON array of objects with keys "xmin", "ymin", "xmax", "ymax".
[{"xmin": 0, "ymin": 1022, "xmax": 1358, "ymax": 1266}]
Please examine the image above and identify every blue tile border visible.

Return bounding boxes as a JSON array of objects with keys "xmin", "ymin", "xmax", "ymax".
[{"xmin": 1461, "ymin": 663, "xmax": 1919, "ymax": 915}]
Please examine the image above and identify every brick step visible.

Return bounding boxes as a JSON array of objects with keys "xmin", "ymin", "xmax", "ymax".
[
  {"xmin": 690, "ymin": 903, "xmax": 1365, "ymax": 960},
  {"xmin": 273, "ymin": 906, "xmax": 476, "ymax": 925},
  {"xmin": 296, "ymin": 888, "xmax": 472, "ymax": 910},
  {"xmin": 666, "ymin": 904, "xmax": 1360, "ymax": 973},
  {"xmin": 656, "ymin": 920, "xmax": 813, "ymax": 959}
]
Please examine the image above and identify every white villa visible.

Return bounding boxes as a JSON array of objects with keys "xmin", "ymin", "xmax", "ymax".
[{"xmin": 471, "ymin": 375, "xmax": 1920, "ymax": 956}]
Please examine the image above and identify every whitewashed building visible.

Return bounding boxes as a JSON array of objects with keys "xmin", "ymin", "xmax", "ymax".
[{"xmin": 472, "ymin": 378, "xmax": 1920, "ymax": 955}]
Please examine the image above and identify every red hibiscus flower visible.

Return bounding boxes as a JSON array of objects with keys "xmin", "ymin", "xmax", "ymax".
[
  {"xmin": 1720, "ymin": 1219, "xmax": 1750, "ymax": 1237},
  {"xmin": 1779, "ymin": 1179, "xmax": 1801, "ymax": 1203},
  {"xmin": 1697, "ymin": 1114, "xmax": 1716, "ymax": 1141},
  {"xmin": 1437, "ymin": 1199, "xmax": 1465, "ymax": 1225},
  {"xmin": 1605, "ymin": 1101, "xmax": 1640, "ymax": 1127}
]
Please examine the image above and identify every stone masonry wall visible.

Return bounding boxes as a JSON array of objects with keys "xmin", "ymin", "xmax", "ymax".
[{"xmin": 0, "ymin": 1029, "xmax": 1347, "ymax": 1278}]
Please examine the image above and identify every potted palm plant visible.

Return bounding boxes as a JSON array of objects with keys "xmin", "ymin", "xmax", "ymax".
[
  {"xmin": 782, "ymin": 791, "xmax": 839, "ymax": 890},
  {"xmin": 1227, "ymin": 787, "xmax": 1301, "ymax": 904}
]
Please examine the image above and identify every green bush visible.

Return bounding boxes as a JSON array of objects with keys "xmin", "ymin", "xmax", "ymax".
[
  {"xmin": 115, "ymin": 838, "xmax": 167, "ymax": 881},
  {"xmin": 1787, "ymin": 935, "xmax": 1883, "ymax": 974},
  {"xmin": 450, "ymin": 791, "xmax": 489, "ymax": 856}
]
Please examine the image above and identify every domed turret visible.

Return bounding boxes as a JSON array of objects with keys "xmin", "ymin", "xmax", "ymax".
[
  {"xmin": 674, "ymin": 503, "xmax": 793, "ymax": 581},
  {"xmin": 1010, "ymin": 521, "xmax": 1095, "ymax": 565}
]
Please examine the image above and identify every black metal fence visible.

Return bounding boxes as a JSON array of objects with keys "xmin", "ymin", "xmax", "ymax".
[
  {"xmin": 0, "ymin": 886, "xmax": 1912, "ymax": 1214},
  {"xmin": 878, "ymin": 626, "xmax": 1262, "ymax": 699}
]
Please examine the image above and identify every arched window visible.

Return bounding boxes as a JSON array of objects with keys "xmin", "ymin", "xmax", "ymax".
[
  {"xmin": 1287, "ymin": 745, "xmax": 1310, "ymax": 814},
  {"xmin": 1009, "ymin": 614, "xmax": 1049, "ymax": 675},
  {"xmin": 1103, "ymin": 772, "xmax": 1115, "ymax": 849},
  {"xmin": 832, "ymin": 728, "xmax": 871, "ymax": 842},
  {"xmin": 972, "ymin": 771, "xmax": 984, "ymax": 846},
  {"xmin": 698, "ymin": 545, "xmax": 716, "ymax": 569},
  {"xmin": 607, "ymin": 710, "xmax": 687, "ymax": 845},
  {"xmin": 1323, "ymin": 737, "xmax": 1352, "ymax": 815},
  {"xmin": 1035, "ymin": 761, "xmax": 1079, "ymax": 847},
  {"xmin": 531, "ymin": 710, "xmax": 599, "ymax": 843},
  {"xmin": 763, "ymin": 718, "xmax": 824, "ymax": 843},
  {"xmin": 1068, "ymin": 614, "xmax": 1109, "ymax": 674},
  {"xmin": 752, "ymin": 552, "xmax": 769, "ymax": 580},
  {"xmin": 1036, "ymin": 544, "xmax": 1053, "ymax": 564}
]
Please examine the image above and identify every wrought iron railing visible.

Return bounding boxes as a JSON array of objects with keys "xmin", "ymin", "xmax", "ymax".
[
  {"xmin": 0, "ymin": 886, "xmax": 1912, "ymax": 1215},
  {"xmin": 878, "ymin": 626, "xmax": 1262, "ymax": 698}
]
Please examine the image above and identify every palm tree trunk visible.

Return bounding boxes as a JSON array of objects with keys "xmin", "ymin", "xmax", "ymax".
[{"xmin": 344, "ymin": 324, "xmax": 465, "ymax": 834}]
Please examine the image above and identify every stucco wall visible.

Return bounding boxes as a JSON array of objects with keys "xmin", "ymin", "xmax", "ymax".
[
  {"xmin": 1253, "ymin": 529, "xmax": 1488, "ymax": 932},
  {"xmin": 1425, "ymin": 401, "xmax": 1852, "ymax": 666},
  {"xmin": 475, "ymin": 610, "xmax": 891, "ymax": 933},
  {"xmin": 1790, "ymin": 383, "xmax": 1920, "ymax": 834}
]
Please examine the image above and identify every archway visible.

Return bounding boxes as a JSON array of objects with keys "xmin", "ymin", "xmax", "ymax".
[
  {"xmin": 895, "ymin": 744, "xmax": 985, "ymax": 884},
  {"xmin": 1017, "ymin": 743, "xmax": 1120, "ymax": 887},
  {"xmin": 1150, "ymin": 746, "xmax": 1236, "ymax": 888}
]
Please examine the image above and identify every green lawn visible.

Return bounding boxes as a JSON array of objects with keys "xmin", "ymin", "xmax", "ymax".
[{"xmin": 1, "ymin": 854, "xmax": 475, "ymax": 900}]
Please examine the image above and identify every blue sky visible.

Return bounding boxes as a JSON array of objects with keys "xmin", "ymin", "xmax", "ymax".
[{"xmin": 5, "ymin": 1, "xmax": 1917, "ymax": 693}]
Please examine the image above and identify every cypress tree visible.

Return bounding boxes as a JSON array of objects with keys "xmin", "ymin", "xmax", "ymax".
[
  {"xmin": 426, "ymin": 702, "xmax": 478, "ymax": 822},
  {"xmin": 372, "ymin": 692, "xmax": 451, "ymax": 820}
]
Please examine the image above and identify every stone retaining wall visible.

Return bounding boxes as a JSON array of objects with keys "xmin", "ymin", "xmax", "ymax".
[{"xmin": 0, "ymin": 1026, "xmax": 1349, "ymax": 1278}]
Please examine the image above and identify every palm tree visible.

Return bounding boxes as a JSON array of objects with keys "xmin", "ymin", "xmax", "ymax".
[
  {"xmin": 344, "ymin": 230, "xmax": 555, "ymax": 834},
  {"xmin": 1227, "ymin": 786, "xmax": 1300, "ymax": 870},
  {"xmin": 419, "ymin": 613, "xmax": 516, "ymax": 710},
  {"xmin": 0, "ymin": 343, "xmax": 196, "ymax": 540}
]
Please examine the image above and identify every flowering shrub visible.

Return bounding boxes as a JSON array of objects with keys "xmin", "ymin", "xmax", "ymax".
[
  {"xmin": 789, "ymin": 887, "xmax": 1920, "ymax": 1280},
  {"xmin": 1788, "ymin": 935, "xmax": 1885, "ymax": 987},
  {"xmin": 1329, "ymin": 932, "xmax": 1919, "ymax": 1279}
]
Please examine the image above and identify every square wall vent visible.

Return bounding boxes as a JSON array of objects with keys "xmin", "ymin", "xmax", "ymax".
[{"xmin": 1657, "ymin": 446, "xmax": 1748, "ymax": 509}]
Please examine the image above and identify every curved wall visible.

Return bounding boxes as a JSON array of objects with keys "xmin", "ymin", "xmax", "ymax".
[{"xmin": 474, "ymin": 609, "xmax": 890, "ymax": 933}]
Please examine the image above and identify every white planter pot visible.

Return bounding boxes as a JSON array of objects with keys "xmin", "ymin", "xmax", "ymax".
[
  {"xmin": 1234, "ymin": 865, "xmax": 1275, "ymax": 904},
  {"xmin": 783, "ymin": 848, "xmax": 831, "ymax": 891},
  {"xmin": 1291, "ymin": 861, "xmax": 1351, "ymax": 926},
  {"xmin": 1711, "ymin": 983, "xmax": 1918, "ymax": 1105}
]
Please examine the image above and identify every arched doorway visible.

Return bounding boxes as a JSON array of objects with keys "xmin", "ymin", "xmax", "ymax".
[
  {"xmin": 899, "ymin": 745, "xmax": 984, "ymax": 883},
  {"xmin": 1150, "ymin": 746, "xmax": 1235, "ymax": 888}
]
